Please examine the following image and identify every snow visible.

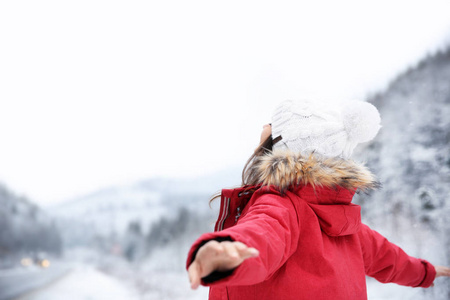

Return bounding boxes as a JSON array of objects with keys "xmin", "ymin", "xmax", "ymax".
[
  {"xmin": 410, "ymin": 145, "xmax": 437, "ymax": 162},
  {"xmin": 49, "ymin": 186, "xmax": 165, "ymax": 236},
  {"xmin": 121, "ymin": 271, "xmax": 209, "ymax": 300},
  {"xmin": 366, "ymin": 278, "xmax": 427, "ymax": 300},
  {"xmin": 47, "ymin": 170, "xmax": 236, "ymax": 239},
  {"xmin": 15, "ymin": 265, "xmax": 138, "ymax": 300}
]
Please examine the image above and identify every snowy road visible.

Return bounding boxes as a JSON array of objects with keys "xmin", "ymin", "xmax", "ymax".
[
  {"xmin": 0, "ymin": 264, "xmax": 71, "ymax": 300},
  {"xmin": 11, "ymin": 265, "xmax": 138, "ymax": 300},
  {"xmin": 3, "ymin": 264, "xmax": 440, "ymax": 300}
]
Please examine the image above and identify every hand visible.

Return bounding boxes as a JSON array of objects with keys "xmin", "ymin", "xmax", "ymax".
[
  {"xmin": 188, "ymin": 240, "xmax": 259, "ymax": 289},
  {"xmin": 432, "ymin": 265, "xmax": 450, "ymax": 287}
]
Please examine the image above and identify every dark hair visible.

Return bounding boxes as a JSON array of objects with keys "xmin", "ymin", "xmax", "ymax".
[
  {"xmin": 209, "ymin": 135, "xmax": 274, "ymax": 205},
  {"xmin": 241, "ymin": 135, "xmax": 274, "ymax": 186}
]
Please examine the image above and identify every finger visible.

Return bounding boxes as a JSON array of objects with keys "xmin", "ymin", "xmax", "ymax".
[
  {"xmin": 188, "ymin": 261, "xmax": 201, "ymax": 290},
  {"xmin": 198, "ymin": 240, "xmax": 224, "ymax": 259},
  {"xmin": 233, "ymin": 241, "xmax": 248, "ymax": 251},
  {"xmin": 240, "ymin": 247, "xmax": 260, "ymax": 259},
  {"xmin": 222, "ymin": 242, "xmax": 259, "ymax": 265},
  {"xmin": 222, "ymin": 242, "xmax": 240, "ymax": 260},
  {"xmin": 232, "ymin": 242, "xmax": 260, "ymax": 259},
  {"xmin": 236, "ymin": 246, "xmax": 259, "ymax": 260}
]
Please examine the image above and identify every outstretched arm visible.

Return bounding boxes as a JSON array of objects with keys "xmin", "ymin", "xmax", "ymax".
[
  {"xmin": 359, "ymin": 224, "xmax": 438, "ymax": 288},
  {"xmin": 186, "ymin": 193, "xmax": 300, "ymax": 288}
]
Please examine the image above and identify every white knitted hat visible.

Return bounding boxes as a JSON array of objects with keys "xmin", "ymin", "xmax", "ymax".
[{"xmin": 271, "ymin": 99, "xmax": 381, "ymax": 158}]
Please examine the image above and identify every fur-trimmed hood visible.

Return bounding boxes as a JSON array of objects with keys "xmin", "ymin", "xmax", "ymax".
[
  {"xmin": 251, "ymin": 149, "xmax": 379, "ymax": 194},
  {"xmin": 245, "ymin": 149, "xmax": 379, "ymax": 236}
]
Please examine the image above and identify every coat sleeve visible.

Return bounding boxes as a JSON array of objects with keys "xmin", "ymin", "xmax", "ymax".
[
  {"xmin": 358, "ymin": 224, "xmax": 436, "ymax": 288},
  {"xmin": 186, "ymin": 193, "xmax": 300, "ymax": 287}
]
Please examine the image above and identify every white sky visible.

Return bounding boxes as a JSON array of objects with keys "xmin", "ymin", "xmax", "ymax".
[{"xmin": 1, "ymin": 0, "xmax": 450, "ymax": 206}]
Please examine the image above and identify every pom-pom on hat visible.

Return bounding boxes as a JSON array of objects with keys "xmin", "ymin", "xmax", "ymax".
[{"xmin": 271, "ymin": 99, "xmax": 381, "ymax": 159}]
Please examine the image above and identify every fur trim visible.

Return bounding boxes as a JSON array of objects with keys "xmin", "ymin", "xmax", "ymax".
[{"xmin": 252, "ymin": 149, "xmax": 379, "ymax": 193}]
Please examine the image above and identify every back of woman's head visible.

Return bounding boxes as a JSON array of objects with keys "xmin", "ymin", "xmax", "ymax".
[
  {"xmin": 271, "ymin": 99, "xmax": 381, "ymax": 159},
  {"xmin": 242, "ymin": 99, "xmax": 381, "ymax": 187}
]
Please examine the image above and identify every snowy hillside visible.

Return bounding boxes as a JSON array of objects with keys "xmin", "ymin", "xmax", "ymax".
[
  {"xmin": 354, "ymin": 47, "xmax": 450, "ymax": 300},
  {"xmin": 49, "ymin": 185, "xmax": 166, "ymax": 237},
  {"xmin": 47, "ymin": 167, "xmax": 241, "ymax": 252}
]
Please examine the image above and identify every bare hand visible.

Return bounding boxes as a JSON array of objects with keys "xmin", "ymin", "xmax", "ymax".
[
  {"xmin": 435, "ymin": 265, "xmax": 450, "ymax": 278},
  {"xmin": 188, "ymin": 240, "xmax": 259, "ymax": 289},
  {"xmin": 432, "ymin": 265, "xmax": 450, "ymax": 287}
]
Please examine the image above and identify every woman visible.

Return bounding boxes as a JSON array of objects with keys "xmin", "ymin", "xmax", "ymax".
[{"xmin": 186, "ymin": 100, "xmax": 450, "ymax": 300}]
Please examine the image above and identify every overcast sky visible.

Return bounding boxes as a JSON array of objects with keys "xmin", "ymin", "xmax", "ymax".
[{"xmin": 1, "ymin": 0, "xmax": 450, "ymax": 206}]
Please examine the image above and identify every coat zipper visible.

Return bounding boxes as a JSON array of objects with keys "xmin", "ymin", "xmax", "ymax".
[{"xmin": 235, "ymin": 207, "xmax": 241, "ymax": 223}]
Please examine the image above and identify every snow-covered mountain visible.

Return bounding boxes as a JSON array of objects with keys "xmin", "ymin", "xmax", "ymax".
[
  {"xmin": 353, "ymin": 47, "xmax": 450, "ymax": 300},
  {"xmin": 48, "ymin": 167, "xmax": 241, "ymax": 243},
  {"xmin": 49, "ymin": 185, "xmax": 165, "ymax": 237}
]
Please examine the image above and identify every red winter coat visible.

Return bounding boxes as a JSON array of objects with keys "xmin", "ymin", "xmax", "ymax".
[{"xmin": 186, "ymin": 150, "xmax": 436, "ymax": 300}]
